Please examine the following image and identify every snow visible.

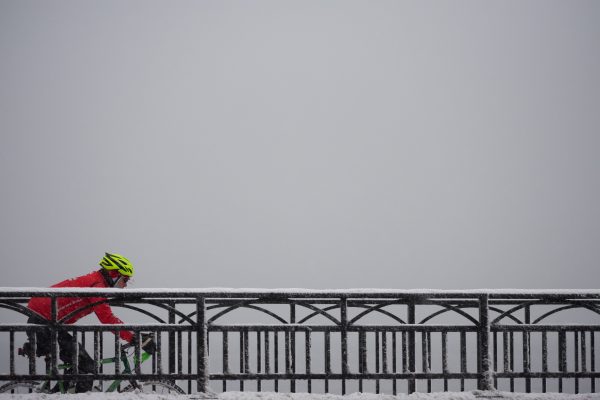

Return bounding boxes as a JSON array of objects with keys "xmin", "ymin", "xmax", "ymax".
[
  {"xmin": 2, "ymin": 288, "xmax": 600, "ymax": 296},
  {"xmin": 1, "ymin": 391, "xmax": 600, "ymax": 400}
]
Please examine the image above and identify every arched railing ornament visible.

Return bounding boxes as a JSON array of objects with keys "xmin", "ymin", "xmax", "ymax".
[
  {"xmin": 489, "ymin": 299, "xmax": 600, "ymax": 325},
  {"xmin": 290, "ymin": 302, "xmax": 341, "ymax": 325},
  {"xmin": 488, "ymin": 306, "xmax": 522, "ymax": 325},
  {"xmin": 59, "ymin": 299, "xmax": 169, "ymax": 324},
  {"xmin": 109, "ymin": 303, "xmax": 167, "ymax": 324},
  {"xmin": 0, "ymin": 302, "xmax": 42, "ymax": 320},
  {"xmin": 532, "ymin": 301, "xmax": 600, "ymax": 324},
  {"xmin": 348, "ymin": 303, "xmax": 407, "ymax": 325},
  {"xmin": 490, "ymin": 300, "xmax": 544, "ymax": 325},
  {"xmin": 207, "ymin": 301, "xmax": 288, "ymax": 324},
  {"xmin": 418, "ymin": 304, "xmax": 479, "ymax": 325},
  {"xmin": 140, "ymin": 300, "xmax": 197, "ymax": 325}
]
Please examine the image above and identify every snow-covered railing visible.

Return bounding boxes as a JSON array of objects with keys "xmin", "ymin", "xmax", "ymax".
[{"xmin": 1, "ymin": 289, "xmax": 600, "ymax": 395}]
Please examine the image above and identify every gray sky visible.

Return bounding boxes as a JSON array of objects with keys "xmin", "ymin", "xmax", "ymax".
[{"xmin": 1, "ymin": 1, "xmax": 599, "ymax": 290}]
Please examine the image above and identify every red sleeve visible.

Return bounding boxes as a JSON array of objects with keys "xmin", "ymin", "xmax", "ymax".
[{"xmin": 93, "ymin": 300, "xmax": 134, "ymax": 343}]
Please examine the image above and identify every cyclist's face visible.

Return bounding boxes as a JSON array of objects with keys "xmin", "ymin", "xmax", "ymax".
[{"xmin": 114, "ymin": 275, "xmax": 129, "ymax": 288}]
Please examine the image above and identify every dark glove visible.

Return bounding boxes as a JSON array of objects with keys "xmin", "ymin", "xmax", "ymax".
[
  {"xmin": 141, "ymin": 333, "xmax": 157, "ymax": 355},
  {"xmin": 132, "ymin": 333, "xmax": 156, "ymax": 355}
]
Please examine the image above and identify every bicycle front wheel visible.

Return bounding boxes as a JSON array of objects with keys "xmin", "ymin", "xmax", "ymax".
[
  {"xmin": 0, "ymin": 381, "xmax": 42, "ymax": 394},
  {"xmin": 122, "ymin": 380, "xmax": 185, "ymax": 394}
]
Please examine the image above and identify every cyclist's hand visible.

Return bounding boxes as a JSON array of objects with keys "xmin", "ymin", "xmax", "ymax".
[{"xmin": 140, "ymin": 333, "xmax": 156, "ymax": 355}]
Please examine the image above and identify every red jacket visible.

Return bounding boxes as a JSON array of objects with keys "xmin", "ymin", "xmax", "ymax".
[{"xmin": 27, "ymin": 270, "xmax": 134, "ymax": 343}]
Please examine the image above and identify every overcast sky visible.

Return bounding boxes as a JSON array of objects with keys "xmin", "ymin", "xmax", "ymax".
[{"xmin": 1, "ymin": 1, "xmax": 599, "ymax": 290}]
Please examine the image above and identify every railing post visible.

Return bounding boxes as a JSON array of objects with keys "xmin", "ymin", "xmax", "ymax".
[
  {"xmin": 9, "ymin": 331, "xmax": 14, "ymax": 378},
  {"xmin": 478, "ymin": 294, "xmax": 494, "ymax": 391},
  {"xmin": 408, "ymin": 300, "xmax": 416, "ymax": 394},
  {"xmin": 290, "ymin": 302, "xmax": 296, "ymax": 393},
  {"xmin": 524, "ymin": 305, "xmax": 531, "ymax": 393},
  {"xmin": 340, "ymin": 296, "xmax": 348, "ymax": 395},
  {"xmin": 197, "ymin": 296, "xmax": 209, "ymax": 393},
  {"xmin": 51, "ymin": 296, "xmax": 59, "ymax": 378},
  {"xmin": 168, "ymin": 300, "xmax": 176, "ymax": 376}
]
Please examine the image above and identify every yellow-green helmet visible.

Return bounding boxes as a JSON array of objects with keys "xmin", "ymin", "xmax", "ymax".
[{"xmin": 100, "ymin": 252, "xmax": 134, "ymax": 277}]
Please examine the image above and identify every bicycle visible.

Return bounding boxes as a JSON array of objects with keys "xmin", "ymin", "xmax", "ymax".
[{"xmin": 0, "ymin": 341, "xmax": 185, "ymax": 394}]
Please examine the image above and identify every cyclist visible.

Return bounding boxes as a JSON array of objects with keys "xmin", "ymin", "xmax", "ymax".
[{"xmin": 25, "ymin": 253, "xmax": 156, "ymax": 392}]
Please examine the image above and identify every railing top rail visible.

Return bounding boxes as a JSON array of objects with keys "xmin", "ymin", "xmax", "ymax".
[{"xmin": 1, "ymin": 287, "xmax": 599, "ymax": 299}]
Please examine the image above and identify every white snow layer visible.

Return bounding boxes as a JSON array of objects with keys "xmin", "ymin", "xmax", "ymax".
[
  {"xmin": 1, "ymin": 391, "xmax": 600, "ymax": 400},
  {"xmin": 2, "ymin": 288, "xmax": 600, "ymax": 295}
]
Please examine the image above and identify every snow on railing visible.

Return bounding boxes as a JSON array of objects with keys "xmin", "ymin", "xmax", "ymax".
[{"xmin": 0, "ymin": 289, "xmax": 599, "ymax": 395}]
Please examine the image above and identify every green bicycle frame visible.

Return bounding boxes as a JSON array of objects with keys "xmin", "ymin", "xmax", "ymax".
[
  {"xmin": 100, "ymin": 350, "xmax": 152, "ymax": 392},
  {"xmin": 40, "ymin": 349, "xmax": 151, "ymax": 393}
]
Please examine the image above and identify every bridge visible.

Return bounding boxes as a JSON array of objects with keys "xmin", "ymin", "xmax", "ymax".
[{"xmin": 0, "ymin": 289, "xmax": 599, "ymax": 395}]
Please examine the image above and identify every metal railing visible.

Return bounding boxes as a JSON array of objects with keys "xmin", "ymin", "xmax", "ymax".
[{"xmin": 1, "ymin": 289, "xmax": 599, "ymax": 394}]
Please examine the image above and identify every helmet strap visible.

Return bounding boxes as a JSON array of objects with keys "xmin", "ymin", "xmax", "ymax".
[{"xmin": 99, "ymin": 269, "xmax": 116, "ymax": 288}]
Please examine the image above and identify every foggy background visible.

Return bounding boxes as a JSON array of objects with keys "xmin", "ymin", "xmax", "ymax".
[{"xmin": 1, "ymin": 1, "xmax": 599, "ymax": 290}]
